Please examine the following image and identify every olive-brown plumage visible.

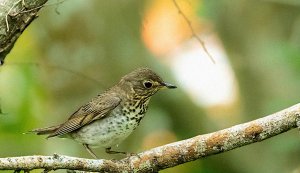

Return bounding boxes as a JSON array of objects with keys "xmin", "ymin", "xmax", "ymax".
[{"xmin": 30, "ymin": 67, "xmax": 176, "ymax": 158}]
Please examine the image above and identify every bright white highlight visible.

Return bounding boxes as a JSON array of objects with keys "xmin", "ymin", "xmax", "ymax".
[{"xmin": 170, "ymin": 38, "xmax": 238, "ymax": 107}]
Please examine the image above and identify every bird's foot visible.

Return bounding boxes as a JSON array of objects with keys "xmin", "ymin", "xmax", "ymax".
[
  {"xmin": 105, "ymin": 147, "xmax": 127, "ymax": 155},
  {"xmin": 105, "ymin": 147, "xmax": 141, "ymax": 159},
  {"xmin": 125, "ymin": 152, "xmax": 139, "ymax": 158}
]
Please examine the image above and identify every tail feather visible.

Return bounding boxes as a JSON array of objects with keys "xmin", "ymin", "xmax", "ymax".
[{"xmin": 28, "ymin": 125, "xmax": 61, "ymax": 138}]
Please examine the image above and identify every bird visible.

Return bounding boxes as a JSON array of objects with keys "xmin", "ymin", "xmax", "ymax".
[{"xmin": 30, "ymin": 67, "xmax": 177, "ymax": 158}]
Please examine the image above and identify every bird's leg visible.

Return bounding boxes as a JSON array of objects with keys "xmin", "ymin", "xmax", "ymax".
[
  {"xmin": 105, "ymin": 147, "xmax": 127, "ymax": 155},
  {"xmin": 83, "ymin": 144, "xmax": 98, "ymax": 159}
]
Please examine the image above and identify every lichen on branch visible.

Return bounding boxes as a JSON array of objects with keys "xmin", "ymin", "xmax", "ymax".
[{"xmin": 0, "ymin": 0, "xmax": 48, "ymax": 64}]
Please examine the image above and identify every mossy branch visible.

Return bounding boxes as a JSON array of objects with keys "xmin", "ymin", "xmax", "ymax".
[{"xmin": 0, "ymin": 0, "xmax": 49, "ymax": 65}]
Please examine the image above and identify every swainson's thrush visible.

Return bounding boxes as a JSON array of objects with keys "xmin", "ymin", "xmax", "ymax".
[{"xmin": 30, "ymin": 67, "xmax": 176, "ymax": 158}]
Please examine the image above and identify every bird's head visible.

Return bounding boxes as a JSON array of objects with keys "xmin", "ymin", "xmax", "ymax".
[{"xmin": 118, "ymin": 67, "xmax": 176, "ymax": 98}]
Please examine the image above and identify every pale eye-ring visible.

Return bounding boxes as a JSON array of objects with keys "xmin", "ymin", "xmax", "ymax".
[{"xmin": 143, "ymin": 81, "xmax": 153, "ymax": 89}]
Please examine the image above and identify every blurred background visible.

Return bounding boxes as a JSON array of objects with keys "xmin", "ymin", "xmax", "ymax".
[{"xmin": 1, "ymin": 0, "xmax": 300, "ymax": 172}]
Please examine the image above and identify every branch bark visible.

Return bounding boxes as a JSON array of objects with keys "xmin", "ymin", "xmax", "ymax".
[
  {"xmin": 0, "ymin": 0, "xmax": 48, "ymax": 65},
  {"xmin": 0, "ymin": 104, "xmax": 299, "ymax": 172}
]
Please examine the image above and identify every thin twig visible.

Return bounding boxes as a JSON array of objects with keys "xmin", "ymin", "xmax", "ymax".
[{"xmin": 172, "ymin": 0, "xmax": 216, "ymax": 64}]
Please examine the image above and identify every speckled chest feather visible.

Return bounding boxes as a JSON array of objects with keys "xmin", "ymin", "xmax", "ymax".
[{"xmin": 70, "ymin": 98, "xmax": 150, "ymax": 147}]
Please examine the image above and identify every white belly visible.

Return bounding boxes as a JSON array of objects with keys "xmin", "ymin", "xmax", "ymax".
[{"xmin": 70, "ymin": 110, "xmax": 144, "ymax": 148}]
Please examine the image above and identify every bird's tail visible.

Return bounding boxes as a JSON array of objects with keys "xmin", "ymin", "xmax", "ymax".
[{"xmin": 27, "ymin": 125, "xmax": 61, "ymax": 138}]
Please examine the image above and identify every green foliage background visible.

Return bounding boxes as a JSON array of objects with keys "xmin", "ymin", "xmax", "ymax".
[{"xmin": 1, "ymin": 0, "xmax": 300, "ymax": 173}]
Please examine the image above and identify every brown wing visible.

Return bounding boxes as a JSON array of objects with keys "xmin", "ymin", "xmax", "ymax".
[{"xmin": 47, "ymin": 94, "xmax": 121, "ymax": 138}]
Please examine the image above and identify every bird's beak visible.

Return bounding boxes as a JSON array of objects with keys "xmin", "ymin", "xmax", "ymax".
[{"xmin": 161, "ymin": 82, "xmax": 177, "ymax": 89}]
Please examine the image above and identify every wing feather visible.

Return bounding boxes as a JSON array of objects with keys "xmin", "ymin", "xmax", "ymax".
[{"xmin": 48, "ymin": 94, "xmax": 121, "ymax": 138}]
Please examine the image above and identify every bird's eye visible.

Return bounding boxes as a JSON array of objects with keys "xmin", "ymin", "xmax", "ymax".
[{"xmin": 143, "ymin": 81, "xmax": 153, "ymax": 89}]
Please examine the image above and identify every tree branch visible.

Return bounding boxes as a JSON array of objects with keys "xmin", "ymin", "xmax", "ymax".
[
  {"xmin": 0, "ymin": 104, "xmax": 299, "ymax": 172},
  {"xmin": 0, "ymin": 0, "xmax": 48, "ymax": 65}
]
